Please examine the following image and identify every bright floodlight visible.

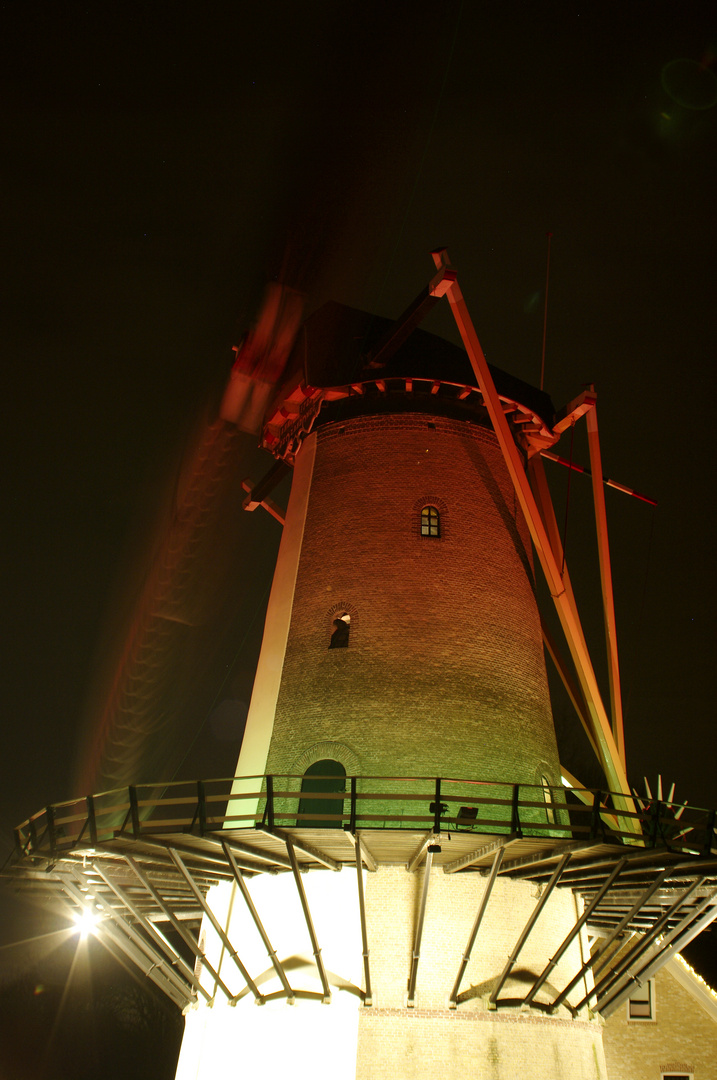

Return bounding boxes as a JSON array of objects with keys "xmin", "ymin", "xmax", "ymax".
[{"xmin": 73, "ymin": 908, "xmax": 99, "ymax": 937}]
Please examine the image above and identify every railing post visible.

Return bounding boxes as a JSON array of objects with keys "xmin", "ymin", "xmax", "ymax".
[
  {"xmin": 433, "ymin": 779, "xmax": 442, "ymax": 833},
  {"xmin": 266, "ymin": 775, "xmax": 275, "ymax": 830},
  {"xmin": 196, "ymin": 781, "xmax": 207, "ymax": 836},
  {"xmin": 511, "ymin": 784, "xmax": 523, "ymax": 837},
  {"xmin": 87, "ymin": 795, "xmax": 97, "ymax": 846},
  {"xmin": 650, "ymin": 800, "xmax": 663, "ymax": 848},
  {"xmin": 45, "ymin": 805, "xmax": 56, "ymax": 852},
  {"xmin": 128, "ymin": 786, "xmax": 141, "ymax": 838},
  {"xmin": 590, "ymin": 791, "xmax": 602, "ymax": 840},
  {"xmin": 702, "ymin": 808, "xmax": 716, "ymax": 856},
  {"xmin": 349, "ymin": 776, "xmax": 357, "ymax": 832}
]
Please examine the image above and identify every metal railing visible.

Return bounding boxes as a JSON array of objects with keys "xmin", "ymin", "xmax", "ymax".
[{"xmin": 13, "ymin": 774, "xmax": 717, "ymax": 860}]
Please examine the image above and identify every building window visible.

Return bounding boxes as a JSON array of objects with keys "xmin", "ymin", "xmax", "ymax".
[
  {"xmin": 329, "ymin": 612, "xmax": 350, "ymax": 649},
  {"xmin": 627, "ymin": 979, "xmax": 655, "ymax": 1020},
  {"xmin": 421, "ymin": 505, "xmax": 440, "ymax": 537},
  {"xmin": 297, "ymin": 759, "xmax": 346, "ymax": 828}
]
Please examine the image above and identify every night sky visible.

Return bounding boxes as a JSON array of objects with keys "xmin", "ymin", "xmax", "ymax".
[{"xmin": 1, "ymin": 3, "xmax": 716, "ymax": 1077}]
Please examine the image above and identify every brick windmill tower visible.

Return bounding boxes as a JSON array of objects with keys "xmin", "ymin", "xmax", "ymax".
[
  {"xmin": 173, "ymin": 250, "xmax": 637, "ymax": 1080},
  {"xmin": 11, "ymin": 252, "xmax": 717, "ymax": 1080}
]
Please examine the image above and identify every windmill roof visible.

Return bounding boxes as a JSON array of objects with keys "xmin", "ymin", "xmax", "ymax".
[{"xmin": 292, "ymin": 301, "xmax": 555, "ymax": 427}]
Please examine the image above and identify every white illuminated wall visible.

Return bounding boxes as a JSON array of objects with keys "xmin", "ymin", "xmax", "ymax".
[{"xmin": 175, "ymin": 868, "xmax": 364, "ymax": 1080}]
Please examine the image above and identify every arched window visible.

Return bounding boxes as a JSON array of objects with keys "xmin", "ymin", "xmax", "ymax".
[
  {"xmin": 421, "ymin": 505, "xmax": 440, "ymax": 537},
  {"xmin": 328, "ymin": 612, "xmax": 350, "ymax": 649},
  {"xmin": 297, "ymin": 759, "xmax": 346, "ymax": 828}
]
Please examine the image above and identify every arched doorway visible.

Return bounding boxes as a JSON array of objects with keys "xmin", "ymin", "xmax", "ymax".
[{"xmin": 297, "ymin": 759, "xmax": 346, "ymax": 827}]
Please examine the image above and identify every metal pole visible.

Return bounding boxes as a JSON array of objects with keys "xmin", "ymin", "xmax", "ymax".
[
  {"xmin": 522, "ymin": 857, "xmax": 627, "ymax": 1007},
  {"xmin": 285, "ymin": 839, "xmax": 331, "ymax": 1002},
  {"xmin": 598, "ymin": 892, "xmax": 717, "ymax": 1018},
  {"xmin": 449, "ymin": 845, "xmax": 505, "ymax": 1006},
  {"xmin": 407, "ymin": 847, "xmax": 434, "ymax": 1006},
  {"xmin": 221, "ymin": 842, "xmax": 295, "ymax": 1002},
  {"xmin": 548, "ymin": 867, "xmax": 671, "ymax": 1012},
  {"xmin": 593, "ymin": 884, "xmax": 714, "ymax": 1015},
  {"xmin": 489, "ymin": 853, "xmax": 571, "ymax": 1005},
  {"xmin": 572, "ymin": 877, "xmax": 704, "ymax": 1013},
  {"xmin": 167, "ymin": 847, "xmax": 264, "ymax": 1002},
  {"xmin": 93, "ymin": 864, "xmax": 210, "ymax": 1002},
  {"xmin": 354, "ymin": 836, "xmax": 372, "ymax": 1005},
  {"xmin": 123, "ymin": 855, "xmax": 235, "ymax": 1002},
  {"xmin": 58, "ymin": 874, "xmax": 191, "ymax": 1009}
]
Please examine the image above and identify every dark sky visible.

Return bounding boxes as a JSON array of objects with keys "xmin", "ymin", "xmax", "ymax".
[{"xmin": 1, "ymin": 2, "xmax": 716, "ymax": 1075}]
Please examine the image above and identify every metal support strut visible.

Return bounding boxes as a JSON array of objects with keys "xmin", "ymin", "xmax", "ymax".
[
  {"xmin": 489, "ymin": 853, "xmax": 571, "ymax": 1006},
  {"xmin": 449, "ymin": 845, "xmax": 505, "ymax": 1007},
  {"xmin": 168, "ymin": 847, "xmax": 264, "ymax": 1003},
  {"xmin": 222, "ymin": 842, "xmax": 295, "ymax": 1003},
  {"xmin": 407, "ymin": 845, "xmax": 435, "ymax": 1006},
  {"xmin": 286, "ymin": 839, "xmax": 332, "ymax": 1002}
]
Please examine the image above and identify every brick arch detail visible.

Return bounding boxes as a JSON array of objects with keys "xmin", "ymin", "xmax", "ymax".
[
  {"xmin": 534, "ymin": 761, "xmax": 559, "ymax": 791},
  {"xmin": 413, "ymin": 494, "xmax": 449, "ymax": 539},
  {"xmin": 289, "ymin": 741, "xmax": 362, "ymax": 778},
  {"xmin": 325, "ymin": 600, "xmax": 358, "ymax": 625}
]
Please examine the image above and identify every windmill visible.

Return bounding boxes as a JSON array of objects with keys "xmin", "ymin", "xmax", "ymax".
[{"xmin": 7, "ymin": 252, "xmax": 717, "ymax": 1080}]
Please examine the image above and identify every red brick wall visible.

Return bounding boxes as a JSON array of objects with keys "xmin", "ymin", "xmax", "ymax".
[{"xmin": 265, "ymin": 413, "xmax": 560, "ymax": 794}]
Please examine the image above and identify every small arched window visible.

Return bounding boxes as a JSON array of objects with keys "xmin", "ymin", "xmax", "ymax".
[
  {"xmin": 328, "ymin": 612, "xmax": 350, "ymax": 649},
  {"xmin": 421, "ymin": 505, "xmax": 440, "ymax": 538}
]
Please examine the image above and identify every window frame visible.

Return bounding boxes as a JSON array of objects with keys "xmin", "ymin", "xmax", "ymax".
[
  {"xmin": 420, "ymin": 504, "xmax": 441, "ymax": 538},
  {"xmin": 626, "ymin": 978, "xmax": 656, "ymax": 1021}
]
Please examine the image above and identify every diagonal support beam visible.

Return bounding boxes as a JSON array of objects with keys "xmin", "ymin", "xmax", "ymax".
[
  {"xmin": 548, "ymin": 867, "xmax": 671, "ymax": 1012},
  {"xmin": 259, "ymin": 827, "xmax": 341, "ymax": 871},
  {"xmin": 449, "ymin": 845, "xmax": 505, "ymax": 1006},
  {"xmin": 407, "ymin": 846, "xmax": 435, "ymax": 1006},
  {"xmin": 221, "ymin": 842, "xmax": 294, "ymax": 1002},
  {"xmin": 489, "ymin": 853, "xmax": 572, "ymax": 1005},
  {"xmin": 443, "ymin": 834, "xmax": 519, "ymax": 875},
  {"xmin": 433, "ymin": 250, "xmax": 637, "ymax": 831},
  {"xmin": 123, "ymin": 855, "xmax": 234, "ymax": 1001},
  {"xmin": 586, "ymin": 400, "xmax": 625, "ymax": 766},
  {"xmin": 285, "ymin": 839, "xmax": 331, "ymax": 1002},
  {"xmin": 407, "ymin": 831, "xmax": 438, "ymax": 873},
  {"xmin": 167, "ymin": 847, "xmax": 264, "ymax": 1003},
  {"xmin": 93, "ymin": 863, "xmax": 210, "ymax": 1003},
  {"xmin": 522, "ymin": 857, "xmax": 627, "ymax": 1007},
  {"xmin": 572, "ymin": 877, "xmax": 704, "ymax": 1013},
  {"xmin": 58, "ymin": 874, "xmax": 191, "ymax": 1009},
  {"xmin": 597, "ymin": 891, "xmax": 717, "ymax": 1017},
  {"xmin": 205, "ymin": 832, "xmax": 292, "ymax": 870},
  {"xmin": 354, "ymin": 835, "xmax": 372, "ymax": 1005}
]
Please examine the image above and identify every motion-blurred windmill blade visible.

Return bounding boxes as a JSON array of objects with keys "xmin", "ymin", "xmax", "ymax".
[
  {"xmin": 667, "ymin": 781, "xmax": 676, "ymax": 805},
  {"xmin": 643, "ymin": 777, "xmax": 653, "ymax": 801},
  {"xmin": 78, "ymin": 285, "xmax": 302, "ymax": 796},
  {"xmin": 220, "ymin": 283, "xmax": 304, "ymax": 435}
]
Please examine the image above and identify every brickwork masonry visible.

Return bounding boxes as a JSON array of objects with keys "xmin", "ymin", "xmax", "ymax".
[{"xmin": 265, "ymin": 413, "xmax": 561, "ymax": 793}]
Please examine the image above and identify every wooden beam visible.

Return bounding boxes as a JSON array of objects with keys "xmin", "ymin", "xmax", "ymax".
[
  {"xmin": 432, "ymin": 250, "xmax": 637, "ymax": 835},
  {"xmin": 586, "ymin": 399, "xmax": 626, "ymax": 767}
]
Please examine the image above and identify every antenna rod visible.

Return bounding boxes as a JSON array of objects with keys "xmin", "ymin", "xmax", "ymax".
[
  {"xmin": 540, "ymin": 232, "xmax": 553, "ymax": 391},
  {"xmin": 540, "ymin": 450, "xmax": 657, "ymax": 506}
]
